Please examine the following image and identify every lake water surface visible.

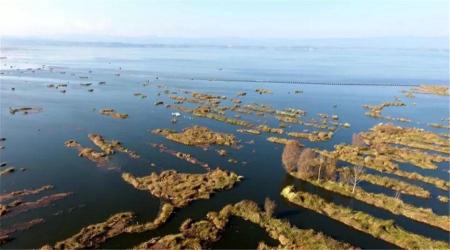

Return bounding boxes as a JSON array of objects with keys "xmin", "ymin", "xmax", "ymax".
[{"xmin": 0, "ymin": 41, "xmax": 449, "ymax": 248}]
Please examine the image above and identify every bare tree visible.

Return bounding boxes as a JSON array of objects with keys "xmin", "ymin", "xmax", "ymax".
[
  {"xmin": 324, "ymin": 157, "xmax": 337, "ymax": 181},
  {"xmin": 317, "ymin": 157, "xmax": 324, "ymax": 181},
  {"xmin": 394, "ymin": 190, "xmax": 402, "ymax": 200},
  {"xmin": 296, "ymin": 148, "xmax": 318, "ymax": 179},
  {"xmin": 351, "ymin": 133, "xmax": 366, "ymax": 147},
  {"xmin": 350, "ymin": 165, "xmax": 365, "ymax": 193},
  {"xmin": 264, "ymin": 198, "xmax": 276, "ymax": 217},
  {"xmin": 282, "ymin": 140, "xmax": 303, "ymax": 173}
]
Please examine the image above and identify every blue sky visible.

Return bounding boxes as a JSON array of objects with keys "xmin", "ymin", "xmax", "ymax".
[{"xmin": 0, "ymin": 0, "xmax": 448, "ymax": 39}]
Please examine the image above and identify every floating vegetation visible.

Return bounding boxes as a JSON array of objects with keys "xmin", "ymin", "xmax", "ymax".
[
  {"xmin": 376, "ymin": 145, "xmax": 449, "ymax": 170},
  {"xmin": 99, "ymin": 108, "xmax": 128, "ymax": 119},
  {"xmin": 288, "ymin": 175, "xmax": 450, "ymax": 232},
  {"xmin": 0, "ymin": 167, "xmax": 15, "ymax": 176},
  {"xmin": 122, "ymin": 169, "xmax": 242, "ymax": 207},
  {"xmin": 232, "ymin": 103, "xmax": 275, "ymax": 115},
  {"xmin": 256, "ymin": 125, "xmax": 283, "ymax": 134},
  {"xmin": 437, "ymin": 195, "xmax": 449, "ymax": 203},
  {"xmin": 363, "ymin": 123, "xmax": 450, "ymax": 154},
  {"xmin": 216, "ymin": 149, "xmax": 227, "ymax": 156},
  {"xmin": 9, "ymin": 107, "xmax": 42, "ymax": 115},
  {"xmin": 152, "ymin": 126, "xmax": 236, "ymax": 147},
  {"xmin": 163, "ymin": 91, "xmax": 347, "ymax": 140},
  {"xmin": 410, "ymin": 85, "xmax": 450, "ymax": 96},
  {"xmin": 41, "ymin": 212, "xmax": 135, "ymax": 249},
  {"xmin": 0, "ymin": 218, "xmax": 45, "ymax": 246},
  {"xmin": 339, "ymin": 168, "xmax": 430, "ymax": 198},
  {"xmin": 192, "ymin": 92, "xmax": 226, "ymax": 103},
  {"xmin": 281, "ymin": 136, "xmax": 449, "ymax": 231},
  {"xmin": 429, "ymin": 122, "xmax": 450, "ymax": 130},
  {"xmin": 324, "ymin": 144, "xmax": 450, "ymax": 190},
  {"xmin": 41, "ymin": 203, "xmax": 174, "ymax": 249},
  {"xmin": 288, "ymin": 131, "xmax": 334, "ymax": 142},
  {"xmin": 255, "ymin": 89, "xmax": 272, "ymax": 95},
  {"xmin": 64, "ymin": 140, "xmax": 108, "ymax": 167},
  {"xmin": 133, "ymin": 93, "xmax": 147, "ymax": 99},
  {"xmin": 0, "ymin": 185, "xmax": 53, "ymax": 202},
  {"xmin": 281, "ymin": 186, "xmax": 449, "ymax": 249},
  {"xmin": 192, "ymin": 107, "xmax": 253, "ymax": 127},
  {"xmin": 134, "ymin": 200, "xmax": 351, "ymax": 249},
  {"xmin": 237, "ymin": 128, "xmax": 261, "ymax": 135},
  {"xmin": 266, "ymin": 137, "xmax": 290, "ymax": 145},
  {"xmin": 1, "ymin": 193, "xmax": 72, "ymax": 218},
  {"xmin": 125, "ymin": 203, "xmax": 174, "ymax": 233},
  {"xmin": 88, "ymin": 134, "xmax": 140, "ymax": 159},
  {"xmin": 362, "ymin": 101, "xmax": 410, "ymax": 122},
  {"xmin": 334, "ymin": 143, "xmax": 448, "ymax": 170},
  {"xmin": 152, "ymin": 143, "xmax": 210, "ymax": 171}
]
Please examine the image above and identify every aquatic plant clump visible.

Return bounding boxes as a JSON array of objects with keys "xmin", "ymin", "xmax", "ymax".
[
  {"xmin": 1, "ymin": 193, "xmax": 72, "ymax": 218},
  {"xmin": 362, "ymin": 101, "xmax": 410, "ymax": 122},
  {"xmin": 288, "ymin": 131, "xmax": 334, "ymax": 142},
  {"xmin": 41, "ymin": 203, "xmax": 174, "ymax": 249},
  {"xmin": 255, "ymin": 89, "xmax": 272, "ymax": 94},
  {"xmin": 429, "ymin": 122, "xmax": 450, "ymax": 130},
  {"xmin": 266, "ymin": 137, "xmax": 291, "ymax": 145},
  {"xmin": 342, "ymin": 169, "xmax": 431, "ymax": 198},
  {"xmin": 134, "ymin": 200, "xmax": 352, "ymax": 250},
  {"xmin": 325, "ymin": 144, "xmax": 450, "ymax": 190},
  {"xmin": 122, "ymin": 169, "xmax": 242, "ymax": 207},
  {"xmin": 9, "ymin": 107, "xmax": 43, "ymax": 115},
  {"xmin": 152, "ymin": 126, "xmax": 237, "ymax": 147},
  {"xmin": 41, "ymin": 212, "xmax": 135, "ymax": 249},
  {"xmin": 99, "ymin": 108, "xmax": 128, "ymax": 119},
  {"xmin": 281, "ymin": 186, "xmax": 449, "ymax": 249},
  {"xmin": 88, "ymin": 134, "xmax": 140, "ymax": 159},
  {"xmin": 256, "ymin": 125, "xmax": 284, "ymax": 134},
  {"xmin": 0, "ymin": 218, "xmax": 45, "ymax": 246},
  {"xmin": 288, "ymin": 175, "xmax": 450, "ymax": 232},
  {"xmin": 192, "ymin": 106, "xmax": 254, "ymax": 128},
  {"xmin": 437, "ymin": 195, "xmax": 449, "ymax": 203},
  {"xmin": 410, "ymin": 85, "xmax": 450, "ymax": 96},
  {"xmin": 152, "ymin": 143, "xmax": 210, "ymax": 171},
  {"xmin": 0, "ymin": 167, "xmax": 15, "ymax": 176},
  {"xmin": 237, "ymin": 128, "xmax": 261, "ymax": 135},
  {"xmin": 125, "ymin": 203, "xmax": 174, "ymax": 233},
  {"xmin": 0, "ymin": 185, "xmax": 53, "ymax": 202},
  {"xmin": 64, "ymin": 140, "xmax": 108, "ymax": 166},
  {"xmin": 363, "ymin": 123, "xmax": 450, "ymax": 154}
]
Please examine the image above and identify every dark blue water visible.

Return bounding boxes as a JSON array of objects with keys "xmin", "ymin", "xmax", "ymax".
[{"xmin": 0, "ymin": 41, "xmax": 449, "ymax": 249}]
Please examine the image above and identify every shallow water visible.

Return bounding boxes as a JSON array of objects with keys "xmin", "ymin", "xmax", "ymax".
[{"xmin": 0, "ymin": 42, "xmax": 449, "ymax": 249}]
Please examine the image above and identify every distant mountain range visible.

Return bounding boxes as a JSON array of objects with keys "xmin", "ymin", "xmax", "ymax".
[{"xmin": 1, "ymin": 36, "xmax": 448, "ymax": 51}]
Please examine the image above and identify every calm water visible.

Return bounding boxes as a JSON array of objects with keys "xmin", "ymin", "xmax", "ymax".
[{"xmin": 0, "ymin": 41, "xmax": 449, "ymax": 249}]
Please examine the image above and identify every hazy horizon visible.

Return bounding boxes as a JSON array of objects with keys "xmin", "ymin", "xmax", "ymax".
[{"xmin": 1, "ymin": 0, "xmax": 448, "ymax": 39}]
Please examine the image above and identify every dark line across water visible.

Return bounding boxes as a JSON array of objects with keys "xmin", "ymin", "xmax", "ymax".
[{"xmin": 157, "ymin": 75, "xmax": 421, "ymax": 86}]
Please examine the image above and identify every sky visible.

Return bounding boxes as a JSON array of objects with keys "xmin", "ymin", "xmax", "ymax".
[{"xmin": 0, "ymin": 0, "xmax": 448, "ymax": 39}]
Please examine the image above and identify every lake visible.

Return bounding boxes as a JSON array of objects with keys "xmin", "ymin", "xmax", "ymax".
[{"xmin": 0, "ymin": 40, "xmax": 449, "ymax": 248}]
